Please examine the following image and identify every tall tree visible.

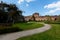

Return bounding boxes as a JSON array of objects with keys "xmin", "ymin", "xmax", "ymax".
[{"xmin": 0, "ymin": 1, "xmax": 24, "ymax": 25}]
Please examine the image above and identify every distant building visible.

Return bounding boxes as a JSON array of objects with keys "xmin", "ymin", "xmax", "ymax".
[{"xmin": 24, "ymin": 13, "xmax": 59, "ymax": 21}]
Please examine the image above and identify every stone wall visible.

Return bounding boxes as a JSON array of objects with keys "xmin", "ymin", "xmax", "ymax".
[{"xmin": 24, "ymin": 13, "xmax": 59, "ymax": 21}]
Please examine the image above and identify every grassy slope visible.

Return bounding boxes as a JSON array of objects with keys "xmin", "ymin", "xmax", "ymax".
[
  {"xmin": 17, "ymin": 24, "xmax": 60, "ymax": 40},
  {"xmin": 13, "ymin": 22, "xmax": 43, "ymax": 30}
]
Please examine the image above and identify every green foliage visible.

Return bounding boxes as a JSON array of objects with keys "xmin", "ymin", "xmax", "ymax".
[
  {"xmin": 0, "ymin": 1, "xmax": 24, "ymax": 24},
  {"xmin": 0, "ymin": 26, "xmax": 21, "ymax": 34},
  {"xmin": 0, "ymin": 22, "xmax": 43, "ymax": 34},
  {"xmin": 44, "ymin": 21, "xmax": 60, "ymax": 24}
]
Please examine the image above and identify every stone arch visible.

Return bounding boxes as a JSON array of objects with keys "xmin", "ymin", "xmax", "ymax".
[{"xmin": 54, "ymin": 18, "xmax": 57, "ymax": 21}]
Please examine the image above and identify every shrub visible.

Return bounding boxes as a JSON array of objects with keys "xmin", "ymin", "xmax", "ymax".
[
  {"xmin": 0, "ymin": 27, "xmax": 22, "ymax": 34},
  {"xmin": 44, "ymin": 21, "xmax": 60, "ymax": 24}
]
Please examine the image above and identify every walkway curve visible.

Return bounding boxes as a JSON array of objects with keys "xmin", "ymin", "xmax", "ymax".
[{"xmin": 0, "ymin": 24, "xmax": 51, "ymax": 40}]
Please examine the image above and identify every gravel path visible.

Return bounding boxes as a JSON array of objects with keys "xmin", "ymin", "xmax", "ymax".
[{"xmin": 0, "ymin": 24, "xmax": 51, "ymax": 40}]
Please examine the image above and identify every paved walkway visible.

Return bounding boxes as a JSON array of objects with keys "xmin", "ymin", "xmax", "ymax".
[{"xmin": 0, "ymin": 24, "xmax": 51, "ymax": 40}]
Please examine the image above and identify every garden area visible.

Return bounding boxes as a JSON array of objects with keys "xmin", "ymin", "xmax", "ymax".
[
  {"xmin": 13, "ymin": 22, "xmax": 43, "ymax": 30},
  {"xmin": 0, "ymin": 22, "xmax": 43, "ymax": 34},
  {"xmin": 17, "ymin": 24, "xmax": 60, "ymax": 40}
]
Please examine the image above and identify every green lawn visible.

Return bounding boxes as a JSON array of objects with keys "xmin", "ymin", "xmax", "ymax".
[
  {"xmin": 17, "ymin": 24, "xmax": 60, "ymax": 40},
  {"xmin": 13, "ymin": 22, "xmax": 43, "ymax": 30},
  {"xmin": 0, "ymin": 22, "xmax": 43, "ymax": 34}
]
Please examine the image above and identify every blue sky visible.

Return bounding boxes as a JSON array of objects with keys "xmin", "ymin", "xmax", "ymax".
[{"xmin": 0, "ymin": 0, "xmax": 60, "ymax": 16}]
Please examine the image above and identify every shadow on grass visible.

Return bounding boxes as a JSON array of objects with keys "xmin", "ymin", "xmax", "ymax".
[{"xmin": 0, "ymin": 26, "xmax": 23, "ymax": 35}]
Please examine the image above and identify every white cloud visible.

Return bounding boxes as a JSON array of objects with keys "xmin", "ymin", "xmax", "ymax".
[
  {"xmin": 18, "ymin": 0, "xmax": 35, "ymax": 7},
  {"xmin": 44, "ymin": 1, "xmax": 60, "ymax": 9},
  {"xmin": 18, "ymin": 0, "xmax": 35, "ymax": 4},
  {"xmin": 18, "ymin": 0, "xmax": 24, "ymax": 4},
  {"xmin": 46, "ymin": 8, "xmax": 60, "ymax": 13},
  {"xmin": 25, "ymin": 0, "xmax": 35, "ymax": 3},
  {"xmin": 44, "ymin": 8, "xmax": 60, "ymax": 15},
  {"xmin": 44, "ymin": 1, "xmax": 60, "ymax": 15}
]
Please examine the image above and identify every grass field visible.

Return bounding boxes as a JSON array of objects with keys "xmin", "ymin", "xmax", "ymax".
[
  {"xmin": 13, "ymin": 22, "xmax": 43, "ymax": 30},
  {"xmin": 0, "ymin": 22, "xmax": 43, "ymax": 34},
  {"xmin": 17, "ymin": 24, "xmax": 60, "ymax": 40}
]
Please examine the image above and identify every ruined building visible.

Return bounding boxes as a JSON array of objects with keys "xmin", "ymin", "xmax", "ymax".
[{"xmin": 24, "ymin": 13, "xmax": 59, "ymax": 21}]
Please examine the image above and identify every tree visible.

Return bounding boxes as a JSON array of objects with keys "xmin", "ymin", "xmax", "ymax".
[
  {"xmin": 0, "ymin": 1, "xmax": 24, "ymax": 25},
  {"xmin": 7, "ymin": 4, "xmax": 24, "ymax": 23}
]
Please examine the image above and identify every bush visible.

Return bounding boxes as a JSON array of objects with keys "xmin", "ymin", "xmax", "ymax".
[
  {"xmin": 0, "ymin": 27, "xmax": 23, "ymax": 34},
  {"xmin": 44, "ymin": 21, "xmax": 60, "ymax": 24}
]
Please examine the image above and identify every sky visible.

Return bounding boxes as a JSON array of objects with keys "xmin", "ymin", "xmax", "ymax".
[{"xmin": 0, "ymin": 0, "xmax": 60, "ymax": 16}]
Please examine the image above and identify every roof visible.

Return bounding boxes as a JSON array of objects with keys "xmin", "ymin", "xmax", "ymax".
[{"xmin": 33, "ymin": 13, "xmax": 39, "ymax": 15}]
